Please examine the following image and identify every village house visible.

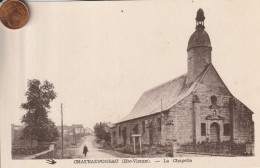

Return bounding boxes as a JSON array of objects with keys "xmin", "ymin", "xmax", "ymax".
[
  {"xmin": 57, "ymin": 125, "xmax": 74, "ymax": 135},
  {"xmin": 112, "ymin": 9, "xmax": 254, "ymax": 154},
  {"xmin": 11, "ymin": 124, "xmax": 24, "ymax": 146},
  {"xmin": 57, "ymin": 124, "xmax": 88, "ymax": 135},
  {"xmin": 72, "ymin": 124, "xmax": 84, "ymax": 134}
]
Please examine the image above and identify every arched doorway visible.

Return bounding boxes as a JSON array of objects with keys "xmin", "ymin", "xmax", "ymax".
[{"xmin": 210, "ymin": 122, "xmax": 220, "ymax": 142}]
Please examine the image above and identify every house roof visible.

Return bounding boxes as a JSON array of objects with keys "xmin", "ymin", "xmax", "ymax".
[
  {"xmin": 118, "ymin": 65, "xmax": 212, "ymax": 124},
  {"xmin": 57, "ymin": 125, "xmax": 73, "ymax": 131},
  {"xmin": 72, "ymin": 124, "xmax": 84, "ymax": 128},
  {"xmin": 106, "ymin": 122, "xmax": 115, "ymax": 128}
]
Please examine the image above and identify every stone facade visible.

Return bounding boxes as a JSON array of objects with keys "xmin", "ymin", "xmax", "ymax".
[
  {"xmin": 232, "ymin": 98, "xmax": 254, "ymax": 143},
  {"xmin": 115, "ymin": 113, "xmax": 164, "ymax": 146}
]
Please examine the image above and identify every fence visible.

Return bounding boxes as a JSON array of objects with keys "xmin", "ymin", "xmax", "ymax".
[{"xmin": 178, "ymin": 142, "xmax": 253, "ymax": 156}]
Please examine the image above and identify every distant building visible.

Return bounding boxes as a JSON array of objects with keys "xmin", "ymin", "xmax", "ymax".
[
  {"xmin": 11, "ymin": 124, "xmax": 38, "ymax": 147},
  {"xmin": 94, "ymin": 122, "xmax": 115, "ymax": 133},
  {"xmin": 57, "ymin": 125, "xmax": 73, "ymax": 135},
  {"xmin": 12, "ymin": 124, "xmax": 23, "ymax": 131},
  {"xmin": 57, "ymin": 124, "xmax": 87, "ymax": 135},
  {"xmin": 103, "ymin": 122, "xmax": 115, "ymax": 132},
  {"xmin": 72, "ymin": 124, "xmax": 84, "ymax": 134},
  {"xmin": 11, "ymin": 124, "xmax": 24, "ymax": 145},
  {"xmin": 84, "ymin": 127, "xmax": 94, "ymax": 135}
]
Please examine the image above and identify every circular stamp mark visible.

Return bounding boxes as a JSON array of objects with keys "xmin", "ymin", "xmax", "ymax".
[{"xmin": 0, "ymin": 0, "xmax": 29, "ymax": 29}]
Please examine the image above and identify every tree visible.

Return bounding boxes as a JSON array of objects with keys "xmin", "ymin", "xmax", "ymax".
[
  {"xmin": 94, "ymin": 123, "xmax": 111, "ymax": 143},
  {"xmin": 21, "ymin": 79, "xmax": 59, "ymax": 145}
]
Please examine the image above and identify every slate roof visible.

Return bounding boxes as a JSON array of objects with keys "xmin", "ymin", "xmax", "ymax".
[{"xmin": 118, "ymin": 65, "xmax": 212, "ymax": 123}]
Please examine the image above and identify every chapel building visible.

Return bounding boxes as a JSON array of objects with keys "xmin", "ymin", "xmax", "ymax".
[{"xmin": 112, "ymin": 9, "xmax": 254, "ymax": 150}]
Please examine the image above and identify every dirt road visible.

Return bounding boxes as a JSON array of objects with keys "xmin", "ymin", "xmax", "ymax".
[{"xmin": 71, "ymin": 136, "xmax": 115, "ymax": 158}]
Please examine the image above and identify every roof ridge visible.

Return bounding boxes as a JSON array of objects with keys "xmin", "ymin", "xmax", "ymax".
[{"xmin": 143, "ymin": 73, "xmax": 187, "ymax": 94}]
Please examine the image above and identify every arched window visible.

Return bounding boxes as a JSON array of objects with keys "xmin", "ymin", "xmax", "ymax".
[
  {"xmin": 224, "ymin": 123, "xmax": 231, "ymax": 136},
  {"xmin": 211, "ymin": 95, "xmax": 217, "ymax": 105}
]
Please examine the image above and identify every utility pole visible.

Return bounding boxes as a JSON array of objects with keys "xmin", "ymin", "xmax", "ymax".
[{"xmin": 61, "ymin": 103, "xmax": 64, "ymax": 159}]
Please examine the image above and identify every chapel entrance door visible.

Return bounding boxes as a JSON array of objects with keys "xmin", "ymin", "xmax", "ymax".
[{"xmin": 210, "ymin": 122, "xmax": 220, "ymax": 142}]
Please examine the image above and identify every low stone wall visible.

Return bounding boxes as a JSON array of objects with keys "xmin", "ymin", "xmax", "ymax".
[
  {"xmin": 12, "ymin": 146, "xmax": 49, "ymax": 156},
  {"xmin": 24, "ymin": 144, "xmax": 55, "ymax": 159},
  {"xmin": 34, "ymin": 150, "xmax": 55, "ymax": 159}
]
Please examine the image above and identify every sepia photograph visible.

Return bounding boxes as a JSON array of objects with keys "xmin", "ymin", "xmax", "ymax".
[{"xmin": 1, "ymin": 0, "xmax": 260, "ymax": 167}]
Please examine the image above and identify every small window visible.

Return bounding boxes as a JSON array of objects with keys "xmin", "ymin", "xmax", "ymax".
[
  {"xmin": 133, "ymin": 124, "xmax": 139, "ymax": 134},
  {"xmin": 224, "ymin": 123, "xmax": 230, "ymax": 136},
  {"xmin": 142, "ymin": 121, "xmax": 146, "ymax": 133},
  {"xmin": 201, "ymin": 123, "xmax": 206, "ymax": 136},
  {"xmin": 157, "ymin": 118, "xmax": 161, "ymax": 132},
  {"xmin": 119, "ymin": 126, "xmax": 121, "ymax": 137}
]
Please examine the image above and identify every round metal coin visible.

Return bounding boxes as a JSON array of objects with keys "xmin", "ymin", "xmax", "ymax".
[{"xmin": 0, "ymin": 0, "xmax": 29, "ymax": 29}]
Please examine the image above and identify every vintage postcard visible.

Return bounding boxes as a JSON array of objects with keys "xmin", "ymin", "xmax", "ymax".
[{"xmin": 0, "ymin": 0, "xmax": 260, "ymax": 168}]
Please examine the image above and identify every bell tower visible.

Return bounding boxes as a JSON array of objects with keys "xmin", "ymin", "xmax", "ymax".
[{"xmin": 187, "ymin": 9, "xmax": 212, "ymax": 83}]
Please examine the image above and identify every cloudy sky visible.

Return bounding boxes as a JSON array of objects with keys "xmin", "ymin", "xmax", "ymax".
[{"xmin": 1, "ymin": 0, "xmax": 260, "ymax": 130}]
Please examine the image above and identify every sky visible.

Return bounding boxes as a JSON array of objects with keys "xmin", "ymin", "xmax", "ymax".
[{"xmin": 1, "ymin": 0, "xmax": 260, "ymax": 130}]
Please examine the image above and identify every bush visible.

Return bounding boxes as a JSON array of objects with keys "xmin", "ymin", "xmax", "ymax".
[
  {"xmin": 114, "ymin": 145, "xmax": 133, "ymax": 154},
  {"xmin": 93, "ymin": 123, "xmax": 111, "ymax": 143}
]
